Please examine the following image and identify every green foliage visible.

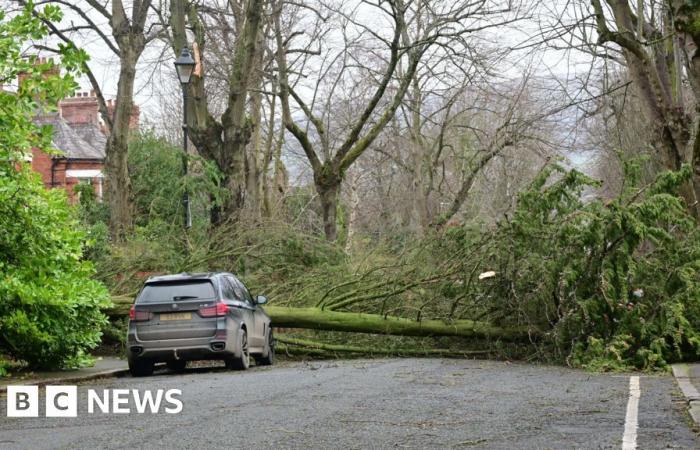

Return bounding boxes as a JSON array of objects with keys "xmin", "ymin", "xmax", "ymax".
[
  {"xmin": 0, "ymin": 4, "xmax": 109, "ymax": 371},
  {"xmin": 258, "ymin": 160, "xmax": 700, "ymax": 371},
  {"xmin": 0, "ymin": 168, "xmax": 111, "ymax": 370},
  {"xmin": 476, "ymin": 162, "xmax": 700, "ymax": 370},
  {"xmin": 128, "ymin": 132, "xmax": 228, "ymax": 228},
  {"xmin": 129, "ymin": 133, "xmax": 183, "ymax": 226},
  {"xmin": 75, "ymin": 182, "xmax": 110, "ymax": 262}
]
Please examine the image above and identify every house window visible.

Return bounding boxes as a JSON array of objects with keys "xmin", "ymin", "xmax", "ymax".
[{"xmin": 66, "ymin": 169, "xmax": 103, "ymax": 202}]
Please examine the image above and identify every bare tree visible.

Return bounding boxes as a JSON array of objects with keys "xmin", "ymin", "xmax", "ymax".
[
  {"xmin": 23, "ymin": 0, "xmax": 161, "ymax": 239},
  {"xmin": 273, "ymin": 0, "xmax": 527, "ymax": 240}
]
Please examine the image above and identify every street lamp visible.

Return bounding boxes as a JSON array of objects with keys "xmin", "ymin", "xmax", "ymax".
[{"xmin": 174, "ymin": 47, "xmax": 195, "ymax": 230}]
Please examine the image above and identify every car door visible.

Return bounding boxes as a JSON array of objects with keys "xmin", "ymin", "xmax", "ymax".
[
  {"xmin": 226, "ymin": 275, "xmax": 260, "ymax": 347},
  {"xmin": 242, "ymin": 280, "xmax": 268, "ymax": 347},
  {"xmin": 231, "ymin": 277, "xmax": 263, "ymax": 347},
  {"xmin": 223, "ymin": 276, "xmax": 255, "ymax": 338}
]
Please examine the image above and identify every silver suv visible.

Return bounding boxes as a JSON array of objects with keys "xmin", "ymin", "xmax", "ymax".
[{"xmin": 126, "ymin": 272, "xmax": 273, "ymax": 376}]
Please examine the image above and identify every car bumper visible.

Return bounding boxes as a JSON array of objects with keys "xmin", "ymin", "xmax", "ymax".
[{"xmin": 127, "ymin": 327, "xmax": 242, "ymax": 362}]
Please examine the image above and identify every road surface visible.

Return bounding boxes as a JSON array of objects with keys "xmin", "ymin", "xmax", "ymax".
[{"xmin": 1, "ymin": 358, "xmax": 697, "ymax": 449}]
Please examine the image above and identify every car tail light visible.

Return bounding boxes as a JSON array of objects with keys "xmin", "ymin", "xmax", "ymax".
[
  {"xmin": 199, "ymin": 301, "xmax": 229, "ymax": 318},
  {"xmin": 129, "ymin": 305, "xmax": 151, "ymax": 321}
]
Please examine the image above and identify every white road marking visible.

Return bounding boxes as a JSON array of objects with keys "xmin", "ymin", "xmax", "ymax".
[{"xmin": 622, "ymin": 376, "xmax": 640, "ymax": 450}]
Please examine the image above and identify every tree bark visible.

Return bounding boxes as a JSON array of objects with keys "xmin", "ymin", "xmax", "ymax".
[
  {"xmin": 102, "ymin": 0, "xmax": 154, "ymax": 240},
  {"xmin": 104, "ymin": 58, "xmax": 137, "ymax": 240},
  {"xmin": 344, "ymin": 170, "xmax": 360, "ymax": 252},
  {"xmin": 265, "ymin": 307, "xmax": 532, "ymax": 341},
  {"xmin": 318, "ymin": 181, "xmax": 340, "ymax": 242},
  {"xmin": 245, "ymin": 24, "xmax": 268, "ymax": 218},
  {"xmin": 675, "ymin": 2, "xmax": 700, "ymax": 215}
]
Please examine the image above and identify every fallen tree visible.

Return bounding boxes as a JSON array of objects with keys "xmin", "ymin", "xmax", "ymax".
[
  {"xmin": 264, "ymin": 307, "xmax": 530, "ymax": 341},
  {"xmin": 107, "ymin": 297, "xmax": 531, "ymax": 341}
]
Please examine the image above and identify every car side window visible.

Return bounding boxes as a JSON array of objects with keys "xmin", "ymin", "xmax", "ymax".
[
  {"xmin": 222, "ymin": 276, "xmax": 242, "ymax": 302},
  {"xmin": 221, "ymin": 277, "xmax": 237, "ymax": 301},
  {"xmin": 233, "ymin": 277, "xmax": 254, "ymax": 305}
]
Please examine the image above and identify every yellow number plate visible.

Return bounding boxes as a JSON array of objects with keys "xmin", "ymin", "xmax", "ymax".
[{"xmin": 160, "ymin": 312, "xmax": 192, "ymax": 321}]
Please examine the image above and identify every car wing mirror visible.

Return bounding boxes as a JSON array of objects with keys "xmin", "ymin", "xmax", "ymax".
[{"xmin": 255, "ymin": 295, "xmax": 268, "ymax": 305}]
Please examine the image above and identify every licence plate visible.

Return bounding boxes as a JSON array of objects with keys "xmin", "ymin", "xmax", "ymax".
[{"xmin": 160, "ymin": 312, "xmax": 192, "ymax": 321}]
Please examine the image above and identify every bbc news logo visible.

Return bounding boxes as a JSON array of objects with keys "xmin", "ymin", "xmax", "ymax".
[{"xmin": 6, "ymin": 386, "xmax": 183, "ymax": 417}]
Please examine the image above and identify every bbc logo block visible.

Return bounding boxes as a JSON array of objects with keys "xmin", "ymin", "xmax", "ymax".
[
  {"xmin": 6, "ymin": 386, "xmax": 39, "ymax": 417},
  {"xmin": 6, "ymin": 385, "xmax": 77, "ymax": 417},
  {"xmin": 45, "ymin": 386, "xmax": 78, "ymax": 417}
]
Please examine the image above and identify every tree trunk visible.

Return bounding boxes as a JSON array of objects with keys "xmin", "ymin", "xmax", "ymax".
[
  {"xmin": 104, "ymin": 141, "xmax": 132, "ymax": 240},
  {"xmin": 105, "ymin": 58, "xmax": 137, "ymax": 240},
  {"xmin": 318, "ymin": 181, "xmax": 340, "ymax": 241},
  {"xmin": 265, "ymin": 307, "xmax": 531, "ymax": 341},
  {"xmin": 245, "ymin": 91, "xmax": 262, "ymax": 217},
  {"xmin": 678, "ymin": 8, "xmax": 700, "ymax": 216},
  {"xmin": 344, "ymin": 170, "xmax": 360, "ymax": 252},
  {"xmin": 218, "ymin": 173, "xmax": 246, "ymax": 224},
  {"xmin": 263, "ymin": 123, "xmax": 287, "ymax": 217},
  {"xmin": 218, "ymin": 117, "xmax": 250, "ymax": 222},
  {"xmin": 244, "ymin": 25, "xmax": 267, "ymax": 218}
]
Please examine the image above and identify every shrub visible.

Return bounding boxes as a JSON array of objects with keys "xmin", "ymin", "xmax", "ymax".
[
  {"xmin": 0, "ymin": 3, "xmax": 109, "ymax": 370},
  {"xmin": 0, "ymin": 169, "xmax": 111, "ymax": 369}
]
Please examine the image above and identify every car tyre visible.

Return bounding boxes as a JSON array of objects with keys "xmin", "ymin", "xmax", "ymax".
[
  {"xmin": 129, "ymin": 357, "xmax": 154, "ymax": 377},
  {"xmin": 226, "ymin": 328, "xmax": 250, "ymax": 370},
  {"xmin": 166, "ymin": 360, "xmax": 187, "ymax": 372},
  {"xmin": 255, "ymin": 329, "xmax": 274, "ymax": 366}
]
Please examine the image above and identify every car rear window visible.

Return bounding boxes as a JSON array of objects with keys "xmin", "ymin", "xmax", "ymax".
[{"xmin": 137, "ymin": 280, "xmax": 216, "ymax": 303}]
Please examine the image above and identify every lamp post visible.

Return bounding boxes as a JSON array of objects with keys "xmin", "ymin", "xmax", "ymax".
[{"xmin": 174, "ymin": 47, "xmax": 196, "ymax": 230}]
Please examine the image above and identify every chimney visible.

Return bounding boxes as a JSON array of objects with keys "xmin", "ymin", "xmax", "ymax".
[
  {"xmin": 106, "ymin": 99, "xmax": 140, "ymax": 131},
  {"xmin": 17, "ymin": 57, "xmax": 60, "ymax": 87},
  {"xmin": 59, "ymin": 90, "xmax": 100, "ymax": 126}
]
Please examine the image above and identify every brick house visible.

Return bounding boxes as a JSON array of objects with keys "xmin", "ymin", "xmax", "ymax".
[{"xmin": 27, "ymin": 75, "xmax": 139, "ymax": 203}]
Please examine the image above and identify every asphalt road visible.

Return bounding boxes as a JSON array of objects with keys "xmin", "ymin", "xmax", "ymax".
[{"xmin": 1, "ymin": 358, "xmax": 698, "ymax": 449}]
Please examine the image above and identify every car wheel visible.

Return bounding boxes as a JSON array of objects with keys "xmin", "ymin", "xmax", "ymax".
[
  {"xmin": 226, "ymin": 328, "xmax": 250, "ymax": 370},
  {"xmin": 166, "ymin": 360, "xmax": 187, "ymax": 372},
  {"xmin": 128, "ymin": 357, "xmax": 154, "ymax": 377},
  {"xmin": 256, "ymin": 329, "xmax": 274, "ymax": 366}
]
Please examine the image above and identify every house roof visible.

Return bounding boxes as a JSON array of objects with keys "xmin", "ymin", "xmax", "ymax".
[
  {"xmin": 70, "ymin": 122, "xmax": 108, "ymax": 152},
  {"xmin": 33, "ymin": 112, "xmax": 105, "ymax": 160}
]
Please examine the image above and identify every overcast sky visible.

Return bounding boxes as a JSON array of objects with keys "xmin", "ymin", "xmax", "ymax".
[
  {"xmin": 23, "ymin": 1, "xmax": 595, "ymax": 120},
  {"xmin": 7, "ymin": 0, "xmax": 602, "ymax": 177}
]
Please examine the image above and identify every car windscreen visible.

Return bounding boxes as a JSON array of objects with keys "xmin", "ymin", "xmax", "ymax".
[{"xmin": 137, "ymin": 280, "xmax": 216, "ymax": 303}]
